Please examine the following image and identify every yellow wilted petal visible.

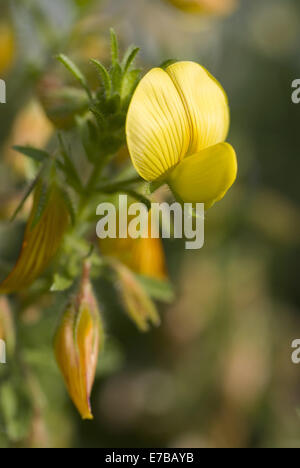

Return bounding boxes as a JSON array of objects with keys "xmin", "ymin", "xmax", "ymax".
[
  {"xmin": 126, "ymin": 67, "xmax": 190, "ymax": 181},
  {"xmin": 168, "ymin": 142, "xmax": 237, "ymax": 208},
  {"xmin": 166, "ymin": 62, "xmax": 230, "ymax": 155},
  {"xmin": 113, "ymin": 261, "xmax": 160, "ymax": 332},
  {"xmin": 0, "ymin": 184, "xmax": 69, "ymax": 294},
  {"xmin": 54, "ymin": 264, "xmax": 102, "ymax": 420}
]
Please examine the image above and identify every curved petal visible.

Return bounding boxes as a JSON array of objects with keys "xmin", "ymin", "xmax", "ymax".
[
  {"xmin": 0, "ymin": 185, "xmax": 69, "ymax": 294},
  {"xmin": 168, "ymin": 142, "xmax": 237, "ymax": 208},
  {"xmin": 126, "ymin": 67, "xmax": 190, "ymax": 181},
  {"xmin": 166, "ymin": 61, "xmax": 230, "ymax": 155}
]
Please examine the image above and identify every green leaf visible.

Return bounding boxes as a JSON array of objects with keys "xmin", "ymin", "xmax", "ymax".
[
  {"xmin": 149, "ymin": 178, "xmax": 166, "ymax": 194},
  {"xmin": 76, "ymin": 116, "xmax": 99, "ymax": 163},
  {"xmin": 136, "ymin": 275, "xmax": 175, "ymax": 303},
  {"xmin": 13, "ymin": 146, "xmax": 49, "ymax": 163},
  {"xmin": 10, "ymin": 169, "xmax": 44, "ymax": 222},
  {"xmin": 122, "ymin": 189, "xmax": 152, "ymax": 210},
  {"xmin": 60, "ymin": 188, "xmax": 76, "ymax": 225},
  {"xmin": 122, "ymin": 46, "xmax": 140, "ymax": 73},
  {"xmin": 110, "ymin": 28, "xmax": 119, "ymax": 65},
  {"xmin": 121, "ymin": 69, "xmax": 141, "ymax": 102},
  {"xmin": 91, "ymin": 59, "xmax": 112, "ymax": 96},
  {"xmin": 57, "ymin": 134, "xmax": 83, "ymax": 192},
  {"xmin": 30, "ymin": 183, "xmax": 50, "ymax": 229},
  {"xmin": 111, "ymin": 63, "xmax": 123, "ymax": 94},
  {"xmin": 50, "ymin": 273, "xmax": 73, "ymax": 292},
  {"xmin": 57, "ymin": 54, "xmax": 92, "ymax": 99}
]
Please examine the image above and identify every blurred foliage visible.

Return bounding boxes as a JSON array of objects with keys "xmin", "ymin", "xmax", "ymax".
[{"xmin": 0, "ymin": 0, "xmax": 300, "ymax": 448}]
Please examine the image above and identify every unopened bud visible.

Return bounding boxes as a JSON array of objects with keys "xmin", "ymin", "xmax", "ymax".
[{"xmin": 54, "ymin": 263, "xmax": 103, "ymax": 419}]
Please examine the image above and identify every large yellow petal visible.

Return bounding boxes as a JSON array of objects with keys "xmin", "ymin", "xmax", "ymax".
[
  {"xmin": 126, "ymin": 67, "xmax": 190, "ymax": 181},
  {"xmin": 168, "ymin": 142, "xmax": 237, "ymax": 208},
  {"xmin": 166, "ymin": 61, "xmax": 230, "ymax": 155}
]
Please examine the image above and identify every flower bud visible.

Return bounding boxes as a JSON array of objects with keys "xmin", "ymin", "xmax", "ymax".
[
  {"xmin": 54, "ymin": 263, "xmax": 103, "ymax": 419},
  {"xmin": 38, "ymin": 76, "xmax": 89, "ymax": 130},
  {"xmin": 0, "ymin": 182, "xmax": 70, "ymax": 294}
]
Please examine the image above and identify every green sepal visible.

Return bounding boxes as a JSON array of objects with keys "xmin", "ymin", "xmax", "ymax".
[{"xmin": 13, "ymin": 146, "xmax": 49, "ymax": 163}]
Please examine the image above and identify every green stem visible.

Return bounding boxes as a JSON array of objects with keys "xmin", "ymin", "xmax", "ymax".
[{"xmin": 95, "ymin": 175, "xmax": 143, "ymax": 193}]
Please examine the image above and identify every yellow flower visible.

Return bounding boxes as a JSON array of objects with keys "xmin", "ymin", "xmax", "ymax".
[
  {"xmin": 54, "ymin": 264, "xmax": 103, "ymax": 419},
  {"xmin": 0, "ymin": 22, "xmax": 15, "ymax": 75},
  {"xmin": 0, "ymin": 183, "xmax": 70, "ymax": 294},
  {"xmin": 126, "ymin": 61, "xmax": 237, "ymax": 209},
  {"xmin": 165, "ymin": 0, "xmax": 238, "ymax": 15}
]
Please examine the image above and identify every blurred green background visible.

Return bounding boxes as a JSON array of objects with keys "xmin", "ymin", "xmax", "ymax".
[{"xmin": 1, "ymin": 0, "xmax": 300, "ymax": 448}]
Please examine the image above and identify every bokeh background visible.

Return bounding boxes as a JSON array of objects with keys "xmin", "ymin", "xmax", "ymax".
[{"xmin": 1, "ymin": 0, "xmax": 300, "ymax": 448}]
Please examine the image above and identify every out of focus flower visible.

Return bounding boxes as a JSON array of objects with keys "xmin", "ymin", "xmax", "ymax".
[
  {"xmin": 4, "ymin": 101, "xmax": 53, "ymax": 177},
  {"xmin": 0, "ymin": 182, "xmax": 70, "ymax": 294},
  {"xmin": 0, "ymin": 296, "xmax": 15, "ymax": 357},
  {"xmin": 0, "ymin": 22, "xmax": 15, "ymax": 75},
  {"xmin": 249, "ymin": 2, "xmax": 298, "ymax": 59},
  {"xmin": 100, "ymin": 211, "xmax": 167, "ymax": 281},
  {"xmin": 126, "ymin": 61, "xmax": 237, "ymax": 209},
  {"xmin": 38, "ymin": 76, "xmax": 89, "ymax": 130},
  {"xmin": 54, "ymin": 263, "xmax": 103, "ymax": 419},
  {"xmin": 164, "ymin": 0, "xmax": 238, "ymax": 15},
  {"xmin": 113, "ymin": 261, "xmax": 160, "ymax": 332}
]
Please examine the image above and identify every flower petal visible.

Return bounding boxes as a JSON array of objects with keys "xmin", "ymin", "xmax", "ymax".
[
  {"xmin": 0, "ymin": 185, "xmax": 69, "ymax": 294},
  {"xmin": 126, "ymin": 67, "xmax": 190, "ymax": 181},
  {"xmin": 166, "ymin": 61, "xmax": 230, "ymax": 155},
  {"xmin": 168, "ymin": 142, "xmax": 237, "ymax": 208}
]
